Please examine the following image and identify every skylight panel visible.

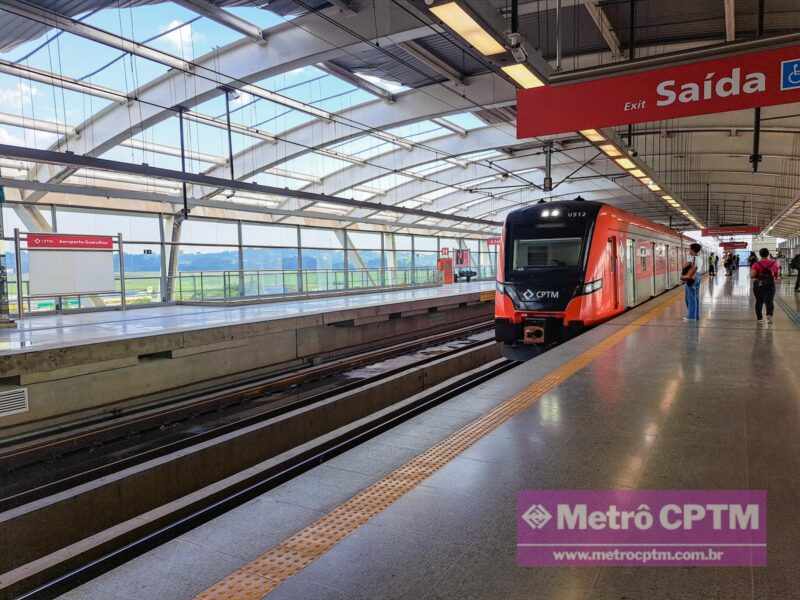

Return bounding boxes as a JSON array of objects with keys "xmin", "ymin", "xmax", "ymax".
[
  {"xmin": 372, "ymin": 211, "xmax": 400, "ymax": 221},
  {"xmin": 340, "ymin": 189, "xmax": 376, "ymax": 201},
  {"xmin": 417, "ymin": 186, "xmax": 458, "ymax": 203},
  {"xmin": 313, "ymin": 202, "xmax": 351, "ymax": 214},
  {"xmin": 461, "ymin": 149, "xmax": 504, "ymax": 162},
  {"xmin": 284, "ymin": 153, "xmax": 351, "ymax": 178},
  {"xmin": 353, "ymin": 73, "xmax": 409, "ymax": 93},
  {"xmin": 366, "ymin": 173, "xmax": 413, "ymax": 192},
  {"xmin": 387, "ymin": 121, "xmax": 442, "ymax": 141},
  {"xmin": 441, "ymin": 112, "xmax": 486, "ymax": 130},
  {"xmin": 222, "ymin": 7, "xmax": 286, "ymax": 29},
  {"xmin": 405, "ymin": 160, "xmax": 452, "ymax": 176},
  {"xmin": 252, "ymin": 172, "xmax": 312, "ymax": 191},
  {"xmin": 330, "ymin": 135, "xmax": 398, "ymax": 160},
  {"xmin": 397, "ymin": 200, "xmax": 424, "ymax": 209}
]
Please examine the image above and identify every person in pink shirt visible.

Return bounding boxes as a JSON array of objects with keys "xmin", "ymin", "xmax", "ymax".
[{"xmin": 750, "ymin": 248, "xmax": 780, "ymax": 325}]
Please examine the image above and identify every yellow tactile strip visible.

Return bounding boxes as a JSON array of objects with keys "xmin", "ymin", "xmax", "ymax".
[{"xmin": 194, "ymin": 292, "xmax": 680, "ymax": 600}]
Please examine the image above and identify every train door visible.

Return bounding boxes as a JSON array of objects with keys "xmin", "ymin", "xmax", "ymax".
[
  {"xmin": 670, "ymin": 246, "xmax": 679, "ymax": 287},
  {"xmin": 625, "ymin": 238, "xmax": 636, "ymax": 307},
  {"xmin": 651, "ymin": 242, "xmax": 657, "ymax": 296},
  {"xmin": 654, "ymin": 243, "xmax": 667, "ymax": 293},
  {"xmin": 608, "ymin": 236, "xmax": 619, "ymax": 309}
]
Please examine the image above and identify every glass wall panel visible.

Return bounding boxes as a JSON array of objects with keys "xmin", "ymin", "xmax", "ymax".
[
  {"xmin": 241, "ymin": 223, "xmax": 297, "ymax": 247},
  {"xmin": 178, "ymin": 246, "xmax": 239, "ymax": 272},
  {"xmin": 181, "ymin": 218, "xmax": 238, "ymax": 245},
  {"xmin": 3, "ymin": 204, "xmax": 53, "ymax": 234},
  {"xmin": 347, "ymin": 231, "xmax": 381, "ymax": 250},
  {"xmin": 122, "ymin": 242, "xmax": 163, "ymax": 305},
  {"xmin": 56, "ymin": 207, "xmax": 160, "ymax": 240},
  {"xmin": 414, "ymin": 236, "xmax": 437, "ymax": 251},
  {"xmin": 301, "ymin": 228, "xmax": 344, "ymax": 248}
]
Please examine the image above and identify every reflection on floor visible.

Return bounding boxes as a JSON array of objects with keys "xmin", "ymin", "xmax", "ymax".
[{"xmin": 56, "ymin": 270, "xmax": 800, "ymax": 600}]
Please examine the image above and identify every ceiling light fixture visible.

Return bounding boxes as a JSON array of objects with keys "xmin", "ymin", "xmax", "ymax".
[
  {"xmin": 501, "ymin": 63, "xmax": 545, "ymax": 89},
  {"xmin": 599, "ymin": 144, "xmax": 622, "ymax": 157},
  {"xmin": 615, "ymin": 157, "xmax": 636, "ymax": 170},
  {"xmin": 429, "ymin": 2, "xmax": 506, "ymax": 56},
  {"xmin": 580, "ymin": 129, "xmax": 605, "ymax": 142}
]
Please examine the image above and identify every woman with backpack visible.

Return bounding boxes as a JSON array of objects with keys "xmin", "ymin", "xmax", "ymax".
[
  {"xmin": 750, "ymin": 248, "xmax": 779, "ymax": 325},
  {"xmin": 791, "ymin": 253, "xmax": 800, "ymax": 292}
]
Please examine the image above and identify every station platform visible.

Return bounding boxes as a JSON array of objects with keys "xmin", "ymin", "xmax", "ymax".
[
  {"xmin": 52, "ymin": 270, "xmax": 800, "ymax": 600},
  {"xmin": 0, "ymin": 282, "xmax": 494, "ymax": 434}
]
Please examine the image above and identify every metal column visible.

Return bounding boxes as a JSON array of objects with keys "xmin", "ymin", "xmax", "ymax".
[
  {"xmin": 118, "ymin": 233, "xmax": 127, "ymax": 310},
  {"xmin": 14, "ymin": 228, "xmax": 23, "ymax": 318},
  {"xmin": 237, "ymin": 220, "xmax": 245, "ymax": 298},
  {"xmin": 0, "ymin": 178, "xmax": 13, "ymax": 326}
]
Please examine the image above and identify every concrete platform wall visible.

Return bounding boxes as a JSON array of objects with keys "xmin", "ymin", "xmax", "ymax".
[{"xmin": 0, "ymin": 293, "xmax": 493, "ymax": 435}]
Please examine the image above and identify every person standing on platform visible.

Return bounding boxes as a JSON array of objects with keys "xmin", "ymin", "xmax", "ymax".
[
  {"xmin": 791, "ymin": 252, "xmax": 800, "ymax": 293},
  {"xmin": 724, "ymin": 252, "xmax": 733, "ymax": 277},
  {"xmin": 751, "ymin": 248, "xmax": 779, "ymax": 326},
  {"xmin": 748, "ymin": 251, "xmax": 758, "ymax": 268},
  {"xmin": 709, "ymin": 253, "xmax": 717, "ymax": 276},
  {"xmin": 681, "ymin": 243, "xmax": 703, "ymax": 322}
]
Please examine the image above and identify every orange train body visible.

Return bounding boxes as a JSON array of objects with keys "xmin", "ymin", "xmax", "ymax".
[{"xmin": 495, "ymin": 199, "xmax": 704, "ymax": 359}]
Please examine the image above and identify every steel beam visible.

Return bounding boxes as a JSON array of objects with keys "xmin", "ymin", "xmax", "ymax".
[
  {"xmin": 0, "ymin": 143, "xmax": 499, "ymax": 227},
  {"xmin": 0, "ymin": 112, "xmax": 74, "ymax": 136},
  {"xmin": 0, "ymin": 178, "xmax": 492, "ymax": 236},
  {"xmin": 583, "ymin": 0, "xmax": 624, "ymax": 59},
  {"xmin": 549, "ymin": 33, "xmax": 800, "ymax": 83},
  {"xmin": 14, "ymin": 1, "xmax": 433, "ymax": 193},
  {"xmin": 0, "ymin": 60, "xmax": 121, "ymax": 102},
  {"xmin": 193, "ymin": 73, "xmax": 516, "ymax": 200},
  {"xmin": 399, "ymin": 40, "xmax": 466, "ymax": 85},
  {"xmin": 724, "ymin": 0, "xmax": 736, "ymax": 41},
  {"xmin": 316, "ymin": 62, "xmax": 395, "ymax": 102},
  {"xmin": 432, "ymin": 117, "xmax": 467, "ymax": 137},
  {"xmin": 173, "ymin": 0, "xmax": 266, "ymax": 42}
]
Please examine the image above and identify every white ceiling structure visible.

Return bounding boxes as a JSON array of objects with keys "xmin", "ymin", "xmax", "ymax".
[{"xmin": 1, "ymin": 0, "xmax": 800, "ymax": 237}]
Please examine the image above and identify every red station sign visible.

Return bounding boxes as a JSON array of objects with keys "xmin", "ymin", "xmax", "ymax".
[
  {"xmin": 720, "ymin": 241, "xmax": 749, "ymax": 249},
  {"xmin": 486, "ymin": 237, "xmax": 501, "ymax": 246},
  {"xmin": 517, "ymin": 44, "xmax": 800, "ymax": 138},
  {"xmin": 702, "ymin": 226, "xmax": 761, "ymax": 236},
  {"xmin": 27, "ymin": 233, "xmax": 114, "ymax": 250}
]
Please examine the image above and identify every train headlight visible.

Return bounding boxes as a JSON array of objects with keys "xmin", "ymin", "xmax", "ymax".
[{"xmin": 580, "ymin": 278, "xmax": 603, "ymax": 294}]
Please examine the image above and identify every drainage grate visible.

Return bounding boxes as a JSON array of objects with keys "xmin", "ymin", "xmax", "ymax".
[{"xmin": 0, "ymin": 386, "xmax": 29, "ymax": 418}]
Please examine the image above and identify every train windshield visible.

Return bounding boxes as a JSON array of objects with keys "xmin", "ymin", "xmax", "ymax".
[{"xmin": 512, "ymin": 237, "xmax": 583, "ymax": 270}]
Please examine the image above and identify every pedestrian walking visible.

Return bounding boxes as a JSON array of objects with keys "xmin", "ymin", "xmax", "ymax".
[{"xmin": 751, "ymin": 248, "xmax": 779, "ymax": 325}]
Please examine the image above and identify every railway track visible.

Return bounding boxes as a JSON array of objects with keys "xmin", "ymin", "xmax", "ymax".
[
  {"xmin": 0, "ymin": 320, "xmax": 494, "ymax": 505},
  {"xmin": 1, "ymin": 322, "xmax": 517, "ymax": 599}
]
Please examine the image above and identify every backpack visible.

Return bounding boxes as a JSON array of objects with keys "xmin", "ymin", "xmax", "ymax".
[{"xmin": 755, "ymin": 260, "xmax": 775, "ymax": 286}]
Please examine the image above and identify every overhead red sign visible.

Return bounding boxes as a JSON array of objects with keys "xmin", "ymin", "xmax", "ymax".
[
  {"xmin": 486, "ymin": 237, "xmax": 501, "ymax": 246},
  {"xmin": 702, "ymin": 226, "xmax": 761, "ymax": 236},
  {"xmin": 720, "ymin": 241, "xmax": 748, "ymax": 249},
  {"xmin": 27, "ymin": 233, "xmax": 114, "ymax": 250},
  {"xmin": 518, "ymin": 44, "xmax": 800, "ymax": 138}
]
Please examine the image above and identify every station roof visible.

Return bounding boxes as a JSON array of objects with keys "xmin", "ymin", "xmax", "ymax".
[{"xmin": 1, "ymin": 0, "xmax": 799, "ymax": 238}]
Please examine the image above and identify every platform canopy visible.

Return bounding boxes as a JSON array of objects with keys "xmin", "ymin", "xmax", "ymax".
[{"xmin": 1, "ymin": 0, "xmax": 800, "ymax": 237}]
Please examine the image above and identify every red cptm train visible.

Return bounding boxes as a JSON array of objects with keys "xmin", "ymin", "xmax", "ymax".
[{"xmin": 495, "ymin": 198, "xmax": 706, "ymax": 360}]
